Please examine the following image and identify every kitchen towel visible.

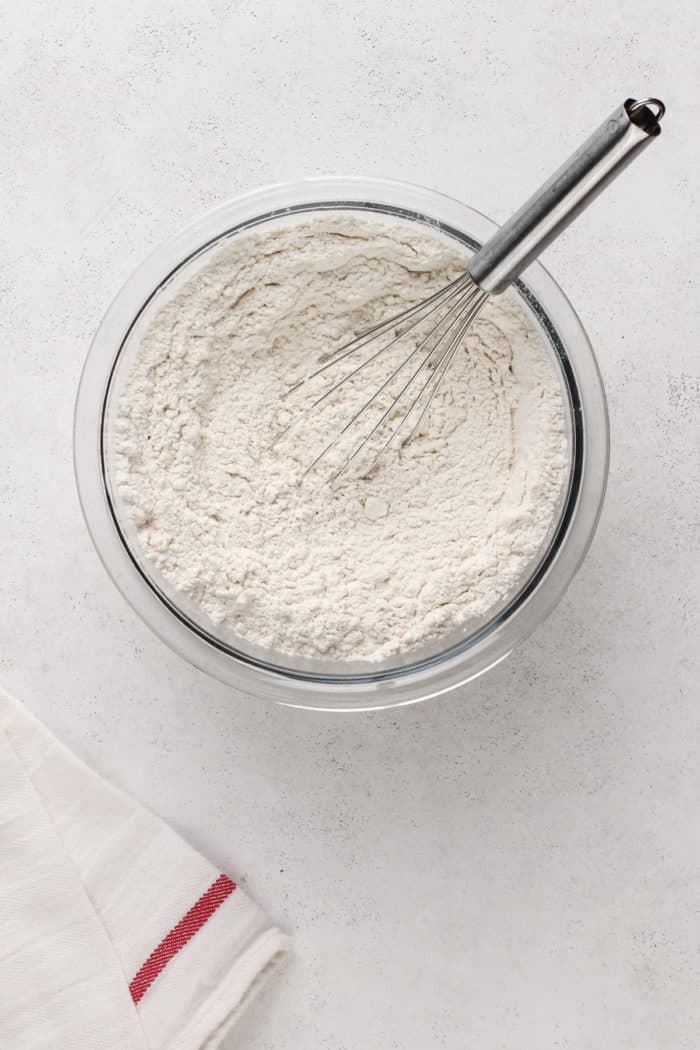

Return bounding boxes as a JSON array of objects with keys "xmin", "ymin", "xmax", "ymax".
[{"xmin": 0, "ymin": 686, "xmax": 287, "ymax": 1050}]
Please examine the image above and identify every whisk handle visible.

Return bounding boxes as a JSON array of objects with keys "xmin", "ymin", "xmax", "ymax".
[{"xmin": 468, "ymin": 97, "xmax": 665, "ymax": 295}]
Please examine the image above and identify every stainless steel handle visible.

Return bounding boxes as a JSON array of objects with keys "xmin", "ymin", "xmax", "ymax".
[{"xmin": 468, "ymin": 97, "xmax": 665, "ymax": 294}]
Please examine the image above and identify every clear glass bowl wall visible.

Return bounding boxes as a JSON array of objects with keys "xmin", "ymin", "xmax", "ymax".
[{"xmin": 74, "ymin": 178, "xmax": 609, "ymax": 711}]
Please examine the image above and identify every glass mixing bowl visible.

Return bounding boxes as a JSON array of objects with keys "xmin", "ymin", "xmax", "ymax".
[{"xmin": 74, "ymin": 177, "xmax": 609, "ymax": 711}]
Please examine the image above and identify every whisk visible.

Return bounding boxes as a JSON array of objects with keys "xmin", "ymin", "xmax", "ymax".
[{"xmin": 282, "ymin": 97, "xmax": 665, "ymax": 482}]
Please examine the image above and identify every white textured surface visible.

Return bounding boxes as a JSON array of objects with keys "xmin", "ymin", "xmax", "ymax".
[{"xmin": 1, "ymin": 3, "xmax": 698, "ymax": 1048}]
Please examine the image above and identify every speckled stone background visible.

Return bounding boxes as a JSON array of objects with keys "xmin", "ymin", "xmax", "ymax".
[{"xmin": 1, "ymin": 2, "xmax": 698, "ymax": 1047}]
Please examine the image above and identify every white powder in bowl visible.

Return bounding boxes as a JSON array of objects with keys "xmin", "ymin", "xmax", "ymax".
[{"xmin": 115, "ymin": 211, "xmax": 569, "ymax": 662}]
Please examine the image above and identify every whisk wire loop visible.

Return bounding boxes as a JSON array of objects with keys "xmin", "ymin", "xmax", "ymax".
[
  {"xmin": 354, "ymin": 290, "xmax": 488, "ymax": 481},
  {"xmin": 302, "ymin": 281, "xmax": 483, "ymax": 479}
]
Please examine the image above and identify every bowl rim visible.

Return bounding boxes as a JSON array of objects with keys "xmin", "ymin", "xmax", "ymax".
[{"xmin": 74, "ymin": 175, "xmax": 609, "ymax": 711}]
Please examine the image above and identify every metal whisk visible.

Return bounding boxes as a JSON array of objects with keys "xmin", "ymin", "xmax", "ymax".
[{"xmin": 282, "ymin": 97, "xmax": 665, "ymax": 482}]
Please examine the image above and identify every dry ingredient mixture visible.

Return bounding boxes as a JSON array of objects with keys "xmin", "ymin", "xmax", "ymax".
[{"xmin": 115, "ymin": 212, "xmax": 569, "ymax": 662}]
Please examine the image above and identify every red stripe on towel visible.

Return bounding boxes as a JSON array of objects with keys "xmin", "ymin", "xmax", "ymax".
[{"xmin": 129, "ymin": 874, "xmax": 236, "ymax": 1004}]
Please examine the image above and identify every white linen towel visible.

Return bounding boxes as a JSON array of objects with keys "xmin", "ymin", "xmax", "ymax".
[{"xmin": 0, "ymin": 686, "xmax": 287, "ymax": 1050}]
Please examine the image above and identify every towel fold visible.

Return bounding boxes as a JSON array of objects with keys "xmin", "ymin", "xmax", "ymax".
[{"xmin": 0, "ymin": 687, "xmax": 287, "ymax": 1050}]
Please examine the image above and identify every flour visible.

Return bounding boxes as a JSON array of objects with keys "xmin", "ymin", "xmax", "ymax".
[{"xmin": 115, "ymin": 211, "xmax": 569, "ymax": 662}]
